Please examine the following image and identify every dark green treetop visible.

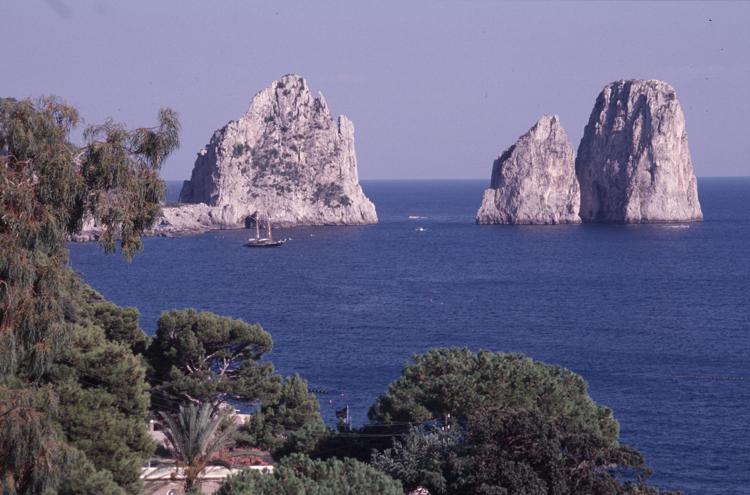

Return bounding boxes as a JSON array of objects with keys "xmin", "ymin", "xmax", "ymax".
[
  {"xmin": 371, "ymin": 426, "xmax": 463, "ymax": 495},
  {"xmin": 147, "ymin": 309, "xmax": 278, "ymax": 410},
  {"xmin": 147, "ymin": 310, "xmax": 326, "ymax": 456},
  {"xmin": 369, "ymin": 347, "xmax": 618, "ymax": 444},
  {"xmin": 88, "ymin": 297, "xmax": 148, "ymax": 354},
  {"xmin": 216, "ymin": 453, "xmax": 403, "ymax": 495},
  {"xmin": 49, "ymin": 289, "xmax": 153, "ymax": 493},
  {"xmin": 461, "ymin": 405, "xmax": 676, "ymax": 494},
  {"xmin": 369, "ymin": 348, "xmax": 678, "ymax": 495},
  {"xmin": 239, "ymin": 373, "xmax": 326, "ymax": 456}
]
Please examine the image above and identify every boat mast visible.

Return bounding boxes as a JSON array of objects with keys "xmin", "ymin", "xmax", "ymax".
[
  {"xmin": 255, "ymin": 215, "xmax": 260, "ymax": 239},
  {"xmin": 267, "ymin": 219, "xmax": 272, "ymax": 241}
]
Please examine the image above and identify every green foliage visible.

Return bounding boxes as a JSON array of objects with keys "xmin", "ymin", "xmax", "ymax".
[
  {"xmin": 82, "ymin": 287, "xmax": 148, "ymax": 353},
  {"xmin": 0, "ymin": 387, "xmax": 126, "ymax": 495},
  {"xmin": 148, "ymin": 311, "xmax": 326, "ymax": 456},
  {"xmin": 147, "ymin": 309, "xmax": 278, "ymax": 410},
  {"xmin": 369, "ymin": 349, "xmax": 678, "ymax": 495},
  {"xmin": 0, "ymin": 386, "xmax": 64, "ymax": 495},
  {"xmin": 369, "ymin": 348, "xmax": 618, "ymax": 444},
  {"xmin": 216, "ymin": 453, "xmax": 403, "ymax": 495},
  {"xmin": 239, "ymin": 373, "xmax": 326, "ymax": 455},
  {"xmin": 462, "ymin": 406, "xmax": 664, "ymax": 495},
  {"xmin": 371, "ymin": 426, "xmax": 463, "ymax": 495},
  {"xmin": 0, "ymin": 96, "xmax": 179, "ymax": 494},
  {"xmin": 160, "ymin": 402, "xmax": 237, "ymax": 492},
  {"xmin": 57, "ymin": 446, "xmax": 125, "ymax": 495},
  {"xmin": 374, "ymin": 412, "xmax": 669, "ymax": 495},
  {"xmin": 49, "ymin": 319, "xmax": 153, "ymax": 493}
]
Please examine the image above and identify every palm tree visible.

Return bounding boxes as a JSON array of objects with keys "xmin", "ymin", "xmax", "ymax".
[{"xmin": 159, "ymin": 403, "xmax": 237, "ymax": 492}]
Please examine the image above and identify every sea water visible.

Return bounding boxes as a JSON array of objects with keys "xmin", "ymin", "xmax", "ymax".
[{"xmin": 68, "ymin": 178, "xmax": 750, "ymax": 494}]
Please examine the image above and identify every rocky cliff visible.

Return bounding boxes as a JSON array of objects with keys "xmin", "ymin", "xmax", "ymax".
[
  {"xmin": 576, "ymin": 79, "xmax": 702, "ymax": 223},
  {"xmin": 476, "ymin": 115, "xmax": 580, "ymax": 225},
  {"xmin": 172, "ymin": 74, "xmax": 377, "ymax": 229}
]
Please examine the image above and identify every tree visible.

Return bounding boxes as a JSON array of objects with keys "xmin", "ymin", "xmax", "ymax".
[
  {"xmin": 48, "ymin": 287, "xmax": 154, "ymax": 493},
  {"xmin": 148, "ymin": 310, "xmax": 327, "ymax": 456},
  {"xmin": 239, "ymin": 373, "xmax": 326, "ymax": 455},
  {"xmin": 215, "ymin": 453, "xmax": 403, "ymax": 495},
  {"xmin": 0, "ymin": 386, "xmax": 64, "ymax": 495},
  {"xmin": 57, "ymin": 446, "xmax": 124, "ymax": 495},
  {"xmin": 1, "ymin": 95, "xmax": 177, "ymax": 379},
  {"xmin": 0, "ymin": 385, "xmax": 127, "ymax": 495},
  {"xmin": 0, "ymin": 96, "xmax": 179, "ymax": 494},
  {"xmin": 459, "ymin": 405, "xmax": 673, "ymax": 495},
  {"xmin": 83, "ymin": 285, "xmax": 149, "ymax": 354},
  {"xmin": 147, "ymin": 309, "xmax": 278, "ymax": 411},
  {"xmin": 370, "ymin": 348, "xmax": 618, "ymax": 441},
  {"xmin": 371, "ymin": 426, "xmax": 463, "ymax": 495},
  {"xmin": 160, "ymin": 402, "xmax": 237, "ymax": 493},
  {"xmin": 369, "ymin": 348, "xmax": 678, "ymax": 495}
]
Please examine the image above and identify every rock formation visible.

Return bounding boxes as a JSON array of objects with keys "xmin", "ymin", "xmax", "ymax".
[
  {"xmin": 476, "ymin": 115, "xmax": 581, "ymax": 225},
  {"xmin": 576, "ymin": 79, "xmax": 702, "ymax": 223},
  {"xmin": 172, "ymin": 74, "xmax": 377, "ymax": 229}
]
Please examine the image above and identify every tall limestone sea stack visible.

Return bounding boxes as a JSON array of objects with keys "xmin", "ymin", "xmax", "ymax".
[
  {"xmin": 159, "ymin": 74, "xmax": 377, "ymax": 233},
  {"xmin": 476, "ymin": 115, "xmax": 581, "ymax": 224},
  {"xmin": 576, "ymin": 79, "xmax": 702, "ymax": 223}
]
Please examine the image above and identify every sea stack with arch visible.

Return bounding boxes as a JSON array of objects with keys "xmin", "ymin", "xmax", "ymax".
[{"xmin": 154, "ymin": 74, "xmax": 377, "ymax": 235}]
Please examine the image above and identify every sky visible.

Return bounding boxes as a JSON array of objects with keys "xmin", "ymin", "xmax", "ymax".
[{"xmin": 2, "ymin": 0, "xmax": 748, "ymax": 180}]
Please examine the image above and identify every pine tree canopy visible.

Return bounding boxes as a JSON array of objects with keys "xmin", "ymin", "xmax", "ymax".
[
  {"xmin": 147, "ymin": 310, "xmax": 326, "ymax": 456},
  {"xmin": 216, "ymin": 453, "xmax": 403, "ymax": 495},
  {"xmin": 368, "ymin": 348, "xmax": 678, "ymax": 495}
]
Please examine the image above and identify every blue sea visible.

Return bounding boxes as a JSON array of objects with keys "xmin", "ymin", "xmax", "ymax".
[{"xmin": 68, "ymin": 178, "xmax": 750, "ymax": 495}]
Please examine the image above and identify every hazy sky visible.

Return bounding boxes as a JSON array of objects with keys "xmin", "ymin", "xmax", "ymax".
[{"xmin": 3, "ymin": 1, "xmax": 748, "ymax": 180}]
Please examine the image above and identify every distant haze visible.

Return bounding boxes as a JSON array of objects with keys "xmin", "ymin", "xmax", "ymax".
[{"xmin": 2, "ymin": 1, "xmax": 748, "ymax": 180}]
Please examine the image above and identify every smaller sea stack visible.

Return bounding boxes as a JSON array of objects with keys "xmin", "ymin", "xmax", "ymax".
[{"xmin": 476, "ymin": 115, "xmax": 581, "ymax": 225}]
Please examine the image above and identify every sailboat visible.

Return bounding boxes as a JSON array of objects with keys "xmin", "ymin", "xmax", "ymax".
[{"xmin": 245, "ymin": 216, "xmax": 285, "ymax": 248}]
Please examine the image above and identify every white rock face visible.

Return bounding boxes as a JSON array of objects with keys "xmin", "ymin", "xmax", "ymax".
[
  {"xmin": 576, "ymin": 79, "xmax": 702, "ymax": 223},
  {"xmin": 476, "ymin": 115, "xmax": 581, "ymax": 225},
  {"xmin": 174, "ymin": 74, "xmax": 377, "ymax": 229}
]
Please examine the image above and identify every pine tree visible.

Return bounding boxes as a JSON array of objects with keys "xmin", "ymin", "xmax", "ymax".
[
  {"xmin": 147, "ymin": 309, "xmax": 277, "ymax": 411},
  {"xmin": 369, "ymin": 348, "xmax": 679, "ymax": 494},
  {"xmin": 216, "ymin": 453, "xmax": 403, "ymax": 495},
  {"xmin": 148, "ymin": 310, "xmax": 326, "ymax": 457},
  {"xmin": 239, "ymin": 373, "xmax": 326, "ymax": 455}
]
